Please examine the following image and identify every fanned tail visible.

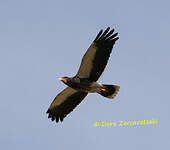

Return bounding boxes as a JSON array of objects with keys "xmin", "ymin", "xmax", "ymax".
[{"xmin": 98, "ymin": 84, "xmax": 120, "ymax": 99}]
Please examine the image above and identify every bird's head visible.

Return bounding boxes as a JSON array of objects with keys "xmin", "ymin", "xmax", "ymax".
[
  {"xmin": 59, "ymin": 76, "xmax": 80, "ymax": 86},
  {"xmin": 59, "ymin": 77, "xmax": 70, "ymax": 84}
]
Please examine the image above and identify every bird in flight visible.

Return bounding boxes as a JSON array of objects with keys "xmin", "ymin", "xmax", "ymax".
[{"xmin": 46, "ymin": 27, "xmax": 120, "ymax": 123}]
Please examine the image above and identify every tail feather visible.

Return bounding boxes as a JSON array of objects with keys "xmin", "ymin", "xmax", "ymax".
[{"xmin": 98, "ymin": 84, "xmax": 120, "ymax": 99}]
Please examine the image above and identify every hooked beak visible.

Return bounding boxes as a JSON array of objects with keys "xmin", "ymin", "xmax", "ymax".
[{"xmin": 59, "ymin": 77, "xmax": 68, "ymax": 83}]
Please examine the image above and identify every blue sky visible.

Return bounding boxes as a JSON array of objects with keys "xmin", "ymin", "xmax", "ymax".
[{"xmin": 0, "ymin": 0, "xmax": 170, "ymax": 149}]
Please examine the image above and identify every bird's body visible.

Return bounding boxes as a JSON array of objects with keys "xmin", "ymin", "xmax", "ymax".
[
  {"xmin": 46, "ymin": 27, "xmax": 120, "ymax": 123},
  {"xmin": 61, "ymin": 77, "xmax": 102, "ymax": 93}
]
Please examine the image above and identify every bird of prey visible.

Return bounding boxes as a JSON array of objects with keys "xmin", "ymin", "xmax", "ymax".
[{"xmin": 46, "ymin": 27, "xmax": 120, "ymax": 123}]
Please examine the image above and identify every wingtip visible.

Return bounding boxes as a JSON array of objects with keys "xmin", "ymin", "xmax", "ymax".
[
  {"xmin": 94, "ymin": 27, "xmax": 119, "ymax": 42},
  {"xmin": 55, "ymin": 117, "xmax": 59, "ymax": 123},
  {"xmin": 51, "ymin": 116, "xmax": 55, "ymax": 121},
  {"xmin": 46, "ymin": 109, "xmax": 50, "ymax": 114},
  {"xmin": 115, "ymin": 37, "xmax": 119, "ymax": 41},
  {"xmin": 60, "ymin": 117, "xmax": 64, "ymax": 122},
  {"xmin": 106, "ymin": 27, "xmax": 110, "ymax": 31},
  {"xmin": 94, "ymin": 29, "xmax": 103, "ymax": 42}
]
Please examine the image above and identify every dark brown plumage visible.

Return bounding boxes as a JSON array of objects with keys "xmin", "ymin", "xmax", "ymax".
[
  {"xmin": 46, "ymin": 27, "xmax": 120, "ymax": 123},
  {"xmin": 76, "ymin": 27, "xmax": 119, "ymax": 81},
  {"xmin": 47, "ymin": 87, "xmax": 87, "ymax": 122}
]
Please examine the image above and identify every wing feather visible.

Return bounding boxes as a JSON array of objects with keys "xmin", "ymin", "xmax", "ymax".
[
  {"xmin": 76, "ymin": 27, "xmax": 119, "ymax": 81},
  {"xmin": 46, "ymin": 87, "xmax": 88, "ymax": 123},
  {"xmin": 98, "ymin": 27, "xmax": 110, "ymax": 40},
  {"xmin": 94, "ymin": 29, "xmax": 103, "ymax": 41}
]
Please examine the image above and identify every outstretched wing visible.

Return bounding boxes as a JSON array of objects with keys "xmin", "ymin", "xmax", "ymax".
[
  {"xmin": 46, "ymin": 87, "xmax": 88, "ymax": 123},
  {"xmin": 76, "ymin": 27, "xmax": 119, "ymax": 81}
]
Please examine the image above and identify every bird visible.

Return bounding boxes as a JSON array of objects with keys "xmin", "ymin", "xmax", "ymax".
[{"xmin": 46, "ymin": 27, "xmax": 120, "ymax": 123}]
